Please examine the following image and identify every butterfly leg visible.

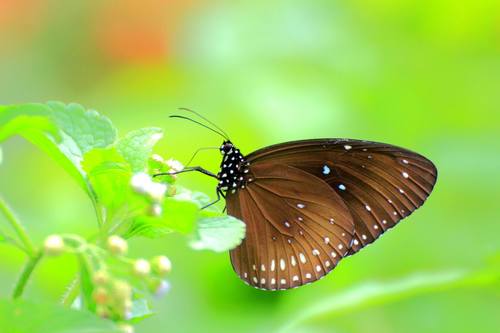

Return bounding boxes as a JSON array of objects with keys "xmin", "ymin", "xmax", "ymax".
[
  {"xmin": 154, "ymin": 166, "xmax": 217, "ymax": 179},
  {"xmin": 201, "ymin": 188, "xmax": 225, "ymax": 210}
]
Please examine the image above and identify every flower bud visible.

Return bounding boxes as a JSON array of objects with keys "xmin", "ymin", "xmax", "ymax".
[
  {"xmin": 133, "ymin": 259, "xmax": 151, "ymax": 277},
  {"xmin": 167, "ymin": 185, "xmax": 177, "ymax": 196},
  {"xmin": 92, "ymin": 287, "xmax": 108, "ymax": 305},
  {"xmin": 113, "ymin": 280, "xmax": 132, "ymax": 301},
  {"xmin": 149, "ymin": 203, "xmax": 162, "ymax": 217},
  {"xmin": 151, "ymin": 279, "xmax": 170, "ymax": 297},
  {"xmin": 151, "ymin": 256, "xmax": 172, "ymax": 276},
  {"xmin": 43, "ymin": 235, "xmax": 65, "ymax": 256},
  {"xmin": 92, "ymin": 270, "xmax": 110, "ymax": 285},
  {"xmin": 107, "ymin": 235, "xmax": 128, "ymax": 255},
  {"xmin": 96, "ymin": 305, "xmax": 110, "ymax": 319}
]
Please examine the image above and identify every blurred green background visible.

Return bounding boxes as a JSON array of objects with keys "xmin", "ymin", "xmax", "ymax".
[{"xmin": 1, "ymin": 0, "xmax": 499, "ymax": 332}]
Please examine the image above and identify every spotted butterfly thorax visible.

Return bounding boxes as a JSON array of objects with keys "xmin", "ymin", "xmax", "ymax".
[{"xmin": 161, "ymin": 111, "xmax": 437, "ymax": 291}]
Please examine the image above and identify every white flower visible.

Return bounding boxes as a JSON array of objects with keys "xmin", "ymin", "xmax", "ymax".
[
  {"xmin": 107, "ymin": 235, "xmax": 128, "ymax": 255},
  {"xmin": 151, "ymin": 256, "xmax": 172, "ymax": 275},
  {"xmin": 148, "ymin": 182, "xmax": 167, "ymax": 201},
  {"xmin": 130, "ymin": 173, "xmax": 152, "ymax": 194},
  {"xmin": 165, "ymin": 158, "xmax": 184, "ymax": 172},
  {"xmin": 44, "ymin": 235, "xmax": 65, "ymax": 256},
  {"xmin": 153, "ymin": 280, "xmax": 171, "ymax": 297},
  {"xmin": 133, "ymin": 259, "xmax": 151, "ymax": 277}
]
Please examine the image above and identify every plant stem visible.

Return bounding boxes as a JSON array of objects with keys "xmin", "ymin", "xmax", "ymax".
[
  {"xmin": 0, "ymin": 195, "xmax": 37, "ymax": 257},
  {"xmin": 12, "ymin": 251, "xmax": 43, "ymax": 299}
]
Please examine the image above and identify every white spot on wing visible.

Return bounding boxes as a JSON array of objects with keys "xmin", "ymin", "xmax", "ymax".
[
  {"xmin": 280, "ymin": 259, "xmax": 286, "ymax": 271},
  {"xmin": 344, "ymin": 145, "xmax": 352, "ymax": 150},
  {"xmin": 299, "ymin": 253, "xmax": 307, "ymax": 263},
  {"xmin": 322, "ymin": 165, "xmax": 331, "ymax": 175},
  {"xmin": 402, "ymin": 172, "xmax": 409, "ymax": 178},
  {"xmin": 338, "ymin": 184, "xmax": 346, "ymax": 191},
  {"xmin": 296, "ymin": 203, "xmax": 305, "ymax": 209}
]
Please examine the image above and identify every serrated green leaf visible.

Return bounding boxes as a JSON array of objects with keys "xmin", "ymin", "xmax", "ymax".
[
  {"xmin": 0, "ymin": 299, "xmax": 121, "ymax": 333},
  {"xmin": 0, "ymin": 102, "xmax": 117, "ymax": 195},
  {"xmin": 117, "ymin": 128, "xmax": 163, "ymax": 173},
  {"xmin": 190, "ymin": 215, "xmax": 246, "ymax": 252}
]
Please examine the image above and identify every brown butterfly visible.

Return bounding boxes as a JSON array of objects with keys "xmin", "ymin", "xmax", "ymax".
[{"xmin": 159, "ymin": 110, "xmax": 438, "ymax": 291}]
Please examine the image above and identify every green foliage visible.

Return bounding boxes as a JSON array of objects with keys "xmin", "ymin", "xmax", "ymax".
[
  {"xmin": 116, "ymin": 128, "xmax": 164, "ymax": 173},
  {"xmin": 279, "ymin": 263, "xmax": 500, "ymax": 332},
  {"xmin": 0, "ymin": 102, "xmax": 246, "ymax": 332},
  {"xmin": 190, "ymin": 215, "xmax": 246, "ymax": 253},
  {"xmin": 0, "ymin": 102, "xmax": 116, "ymax": 193},
  {"xmin": 0, "ymin": 299, "xmax": 121, "ymax": 333}
]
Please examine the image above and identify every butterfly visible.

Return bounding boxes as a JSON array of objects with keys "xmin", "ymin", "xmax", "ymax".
[{"xmin": 157, "ymin": 109, "xmax": 438, "ymax": 291}]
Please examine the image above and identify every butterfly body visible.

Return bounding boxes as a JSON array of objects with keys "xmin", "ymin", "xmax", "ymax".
[
  {"xmin": 215, "ymin": 138, "xmax": 437, "ymax": 291},
  {"xmin": 216, "ymin": 141, "xmax": 249, "ymax": 193}
]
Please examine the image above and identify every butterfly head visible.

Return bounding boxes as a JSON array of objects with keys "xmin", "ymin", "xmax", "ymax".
[{"xmin": 220, "ymin": 141, "xmax": 234, "ymax": 155}]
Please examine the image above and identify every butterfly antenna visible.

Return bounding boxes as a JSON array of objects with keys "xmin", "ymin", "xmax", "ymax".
[
  {"xmin": 178, "ymin": 107, "xmax": 231, "ymax": 140},
  {"xmin": 169, "ymin": 115, "xmax": 228, "ymax": 140},
  {"xmin": 185, "ymin": 146, "xmax": 219, "ymax": 167}
]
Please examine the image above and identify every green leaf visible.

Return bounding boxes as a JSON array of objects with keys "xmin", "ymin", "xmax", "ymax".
[
  {"xmin": 82, "ymin": 148, "xmax": 134, "ymax": 216},
  {"xmin": 117, "ymin": 128, "xmax": 163, "ymax": 173},
  {"xmin": 0, "ymin": 145, "xmax": 3, "ymax": 164},
  {"xmin": 79, "ymin": 256, "xmax": 97, "ymax": 312},
  {"xmin": 190, "ymin": 215, "xmax": 246, "ymax": 252},
  {"xmin": 0, "ymin": 299, "xmax": 121, "ymax": 333},
  {"xmin": 0, "ymin": 102, "xmax": 117, "ymax": 194},
  {"xmin": 129, "ymin": 298, "xmax": 155, "ymax": 324},
  {"xmin": 125, "ymin": 197, "xmax": 199, "ymax": 238}
]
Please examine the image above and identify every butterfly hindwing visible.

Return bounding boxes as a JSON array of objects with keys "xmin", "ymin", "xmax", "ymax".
[{"xmin": 226, "ymin": 163, "xmax": 355, "ymax": 290}]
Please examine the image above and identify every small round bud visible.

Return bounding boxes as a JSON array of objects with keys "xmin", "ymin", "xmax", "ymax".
[
  {"xmin": 92, "ymin": 270, "xmax": 110, "ymax": 285},
  {"xmin": 92, "ymin": 287, "xmax": 108, "ymax": 304},
  {"xmin": 152, "ymin": 279, "xmax": 170, "ymax": 297},
  {"xmin": 107, "ymin": 235, "xmax": 128, "ymax": 255},
  {"xmin": 149, "ymin": 203, "xmax": 162, "ymax": 217},
  {"xmin": 118, "ymin": 323, "xmax": 134, "ymax": 333},
  {"xmin": 133, "ymin": 259, "xmax": 151, "ymax": 277},
  {"xmin": 43, "ymin": 235, "xmax": 65, "ymax": 256},
  {"xmin": 151, "ymin": 256, "xmax": 172, "ymax": 276},
  {"xmin": 96, "ymin": 305, "xmax": 110, "ymax": 319},
  {"xmin": 113, "ymin": 280, "xmax": 132, "ymax": 301},
  {"xmin": 167, "ymin": 185, "xmax": 177, "ymax": 196}
]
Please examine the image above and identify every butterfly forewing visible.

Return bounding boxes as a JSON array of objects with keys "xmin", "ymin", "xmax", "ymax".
[
  {"xmin": 226, "ymin": 164, "xmax": 355, "ymax": 290},
  {"xmin": 246, "ymin": 139, "xmax": 438, "ymax": 255}
]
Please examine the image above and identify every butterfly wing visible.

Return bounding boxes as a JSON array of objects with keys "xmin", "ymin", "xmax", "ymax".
[
  {"xmin": 226, "ymin": 163, "xmax": 355, "ymax": 290},
  {"xmin": 245, "ymin": 139, "xmax": 438, "ymax": 255}
]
